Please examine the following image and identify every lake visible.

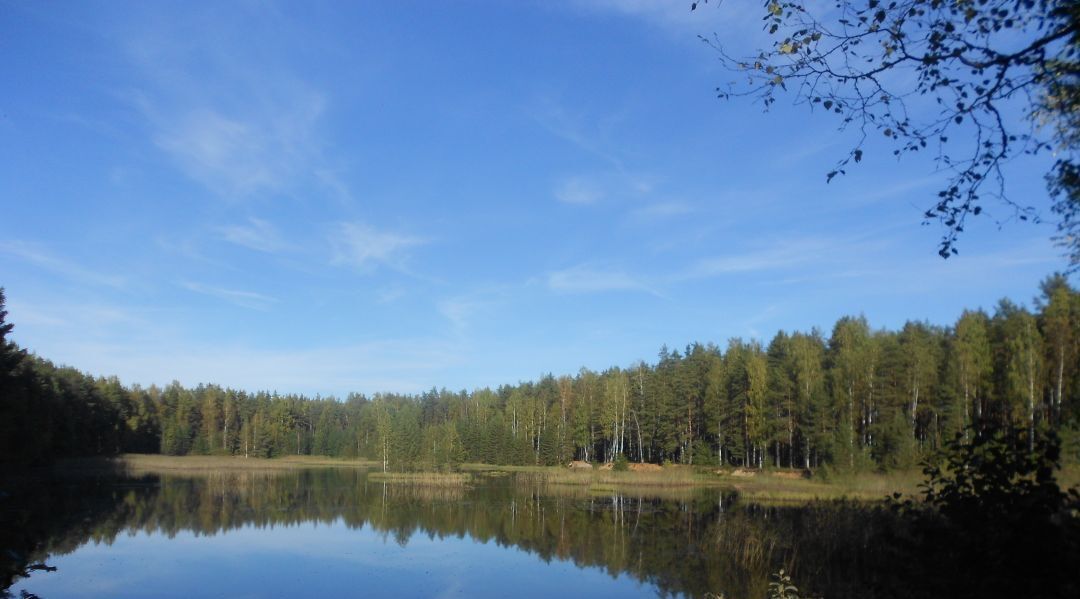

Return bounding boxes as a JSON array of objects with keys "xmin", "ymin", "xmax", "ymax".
[{"xmin": 2, "ymin": 467, "xmax": 895, "ymax": 598}]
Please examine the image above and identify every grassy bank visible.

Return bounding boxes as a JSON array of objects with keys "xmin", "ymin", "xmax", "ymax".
[
  {"xmin": 104, "ymin": 455, "xmax": 1080, "ymax": 503},
  {"xmin": 727, "ymin": 463, "xmax": 1078, "ymax": 502},
  {"xmin": 514, "ymin": 465, "xmax": 722, "ymax": 488},
  {"xmin": 463, "ymin": 462, "xmax": 925, "ymax": 501},
  {"xmin": 367, "ymin": 472, "xmax": 472, "ymax": 486},
  {"xmin": 725, "ymin": 469, "xmax": 924, "ymax": 502},
  {"xmin": 117, "ymin": 453, "xmax": 379, "ymax": 473}
]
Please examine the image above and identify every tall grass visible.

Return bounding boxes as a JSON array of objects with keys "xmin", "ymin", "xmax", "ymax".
[
  {"xmin": 366, "ymin": 472, "xmax": 472, "ymax": 486},
  {"xmin": 118, "ymin": 453, "xmax": 379, "ymax": 473},
  {"xmin": 113, "ymin": 455, "xmax": 934, "ymax": 502},
  {"xmin": 537, "ymin": 465, "xmax": 714, "ymax": 487}
]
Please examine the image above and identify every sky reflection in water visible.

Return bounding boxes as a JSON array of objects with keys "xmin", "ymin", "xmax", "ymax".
[
  {"xmin": 18, "ymin": 517, "xmax": 653, "ymax": 598},
  {"xmin": 7, "ymin": 468, "xmax": 888, "ymax": 598}
]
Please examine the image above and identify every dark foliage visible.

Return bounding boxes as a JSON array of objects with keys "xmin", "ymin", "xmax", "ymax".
[{"xmin": 888, "ymin": 430, "xmax": 1080, "ymax": 598}]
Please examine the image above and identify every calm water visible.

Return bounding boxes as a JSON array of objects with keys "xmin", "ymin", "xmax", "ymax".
[{"xmin": 1, "ymin": 468, "xmax": 890, "ymax": 598}]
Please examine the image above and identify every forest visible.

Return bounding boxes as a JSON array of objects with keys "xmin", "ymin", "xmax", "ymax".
[{"xmin": 1, "ymin": 276, "xmax": 1078, "ymax": 473}]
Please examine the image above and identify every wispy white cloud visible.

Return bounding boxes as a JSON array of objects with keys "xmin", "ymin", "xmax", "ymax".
[
  {"xmin": 436, "ymin": 286, "xmax": 510, "ymax": 334},
  {"xmin": 531, "ymin": 97, "xmax": 629, "ymax": 171},
  {"xmin": 628, "ymin": 201, "xmax": 694, "ymax": 220},
  {"xmin": 5, "ymin": 290, "xmax": 465, "ymax": 396},
  {"xmin": 181, "ymin": 281, "xmax": 278, "ymax": 310},
  {"xmin": 851, "ymin": 238, "xmax": 1063, "ymax": 295},
  {"xmin": 0, "ymin": 241, "xmax": 127, "ymax": 289},
  {"xmin": 842, "ymin": 175, "xmax": 942, "ymax": 207},
  {"xmin": 543, "ymin": 234, "xmax": 892, "ymax": 297},
  {"xmin": 544, "ymin": 238, "xmax": 839, "ymax": 296},
  {"xmin": 218, "ymin": 217, "xmax": 290, "ymax": 253},
  {"xmin": 331, "ymin": 222, "xmax": 426, "ymax": 273},
  {"xmin": 552, "ymin": 170, "xmax": 658, "ymax": 208},
  {"xmin": 547, "ymin": 264, "xmax": 659, "ymax": 295},
  {"xmin": 154, "ymin": 233, "xmax": 235, "ymax": 270},
  {"xmin": 4, "ymin": 301, "xmax": 68, "ymax": 328},
  {"xmin": 438, "ymin": 297, "xmax": 478, "ymax": 333},
  {"xmin": 765, "ymin": 269, "xmax": 873, "ymax": 286},
  {"xmin": 677, "ymin": 236, "xmax": 860, "ymax": 280},
  {"xmin": 314, "ymin": 168, "xmax": 354, "ymax": 205},
  {"xmin": 775, "ymin": 137, "xmax": 840, "ymax": 167},
  {"xmin": 376, "ymin": 286, "xmax": 407, "ymax": 304},
  {"xmin": 149, "ymin": 98, "xmax": 326, "ymax": 198},
  {"xmin": 3, "ymin": 295, "xmax": 155, "ymax": 349},
  {"xmin": 570, "ymin": 0, "xmax": 708, "ymax": 28},
  {"xmin": 682, "ymin": 249, "xmax": 811, "ymax": 278},
  {"xmin": 533, "ymin": 95, "xmax": 661, "ymax": 208},
  {"xmin": 118, "ymin": 8, "xmax": 339, "ymax": 201},
  {"xmin": 567, "ymin": 0, "xmax": 761, "ymax": 38},
  {"xmin": 555, "ymin": 177, "xmax": 605, "ymax": 205},
  {"xmin": 6, "ymin": 299, "xmax": 144, "ymax": 335},
  {"xmin": 51, "ymin": 337, "xmax": 465, "ymax": 397}
]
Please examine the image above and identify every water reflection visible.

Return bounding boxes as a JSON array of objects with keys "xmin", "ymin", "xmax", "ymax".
[{"xmin": 1, "ymin": 468, "xmax": 895, "ymax": 598}]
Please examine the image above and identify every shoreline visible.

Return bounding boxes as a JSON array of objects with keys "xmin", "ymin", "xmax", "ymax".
[
  {"xmin": 107, "ymin": 454, "xmax": 924, "ymax": 501},
  {"xmin": 37, "ymin": 454, "xmax": 1078, "ymax": 503}
]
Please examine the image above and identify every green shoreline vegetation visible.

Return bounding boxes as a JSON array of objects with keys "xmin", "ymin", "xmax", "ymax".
[
  {"xmin": 116, "ymin": 453, "xmax": 381, "ymax": 473},
  {"xmin": 367, "ymin": 471, "xmax": 472, "ymax": 485},
  {"xmin": 111, "ymin": 453, "xmax": 1068, "ymax": 502},
  {"xmin": 1, "ymin": 466, "xmax": 908, "ymax": 599},
  {"xmin": 112, "ymin": 452, "xmax": 1080, "ymax": 502},
  {"xmin": 6, "ymin": 436, "xmax": 1078, "ymax": 599},
  {"xmin": 2, "ymin": 278, "xmax": 1079, "ymax": 498},
  {"xmin": 47, "ymin": 454, "xmax": 933, "ymax": 501}
]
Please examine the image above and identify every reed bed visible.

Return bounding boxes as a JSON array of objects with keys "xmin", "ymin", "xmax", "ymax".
[
  {"xmin": 118, "ymin": 453, "xmax": 379, "ymax": 473},
  {"xmin": 469, "ymin": 462, "xmax": 928, "ymax": 501},
  {"xmin": 379, "ymin": 482, "xmax": 468, "ymax": 501},
  {"xmin": 111, "ymin": 455, "xmax": 1078, "ymax": 503},
  {"xmin": 538, "ymin": 466, "xmax": 718, "ymax": 488},
  {"xmin": 510, "ymin": 474, "xmax": 712, "ymax": 501},
  {"xmin": 366, "ymin": 472, "xmax": 472, "ymax": 486},
  {"xmin": 728, "ymin": 469, "xmax": 924, "ymax": 502}
]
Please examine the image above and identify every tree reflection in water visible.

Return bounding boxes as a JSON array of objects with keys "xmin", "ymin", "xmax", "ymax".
[{"xmin": 3, "ymin": 467, "xmax": 905, "ymax": 598}]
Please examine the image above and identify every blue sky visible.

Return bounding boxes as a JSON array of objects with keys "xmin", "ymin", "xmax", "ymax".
[{"xmin": 0, "ymin": 0, "xmax": 1069, "ymax": 397}]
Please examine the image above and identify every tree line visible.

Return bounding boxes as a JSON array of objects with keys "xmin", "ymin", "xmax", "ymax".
[
  {"xmin": 1, "ymin": 276, "xmax": 1078, "ymax": 471},
  {"xmin": 7, "ymin": 463, "xmax": 1075, "ymax": 599},
  {"xmin": 0, "ymin": 468, "xmax": 887, "ymax": 599}
]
